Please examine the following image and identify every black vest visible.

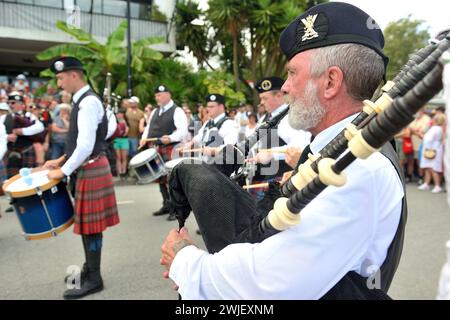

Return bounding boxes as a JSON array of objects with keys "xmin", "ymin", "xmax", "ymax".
[
  {"xmin": 321, "ymin": 142, "xmax": 407, "ymax": 299},
  {"xmin": 4, "ymin": 113, "xmax": 34, "ymax": 150},
  {"xmin": 65, "ymin": 89, "xmax": 108, "ymax": 160},
  {"xmin": 147, "ymin": 104, "xmax": 179, "ymax": 140},
  {"xmin": 202, "ymin": 116, "xmax": 230, "ymax": 148}
]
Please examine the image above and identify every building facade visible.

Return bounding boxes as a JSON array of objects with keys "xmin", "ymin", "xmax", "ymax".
[{"xmin": 0, "ymin": 0, "xmax": 176, "ymax": 87}]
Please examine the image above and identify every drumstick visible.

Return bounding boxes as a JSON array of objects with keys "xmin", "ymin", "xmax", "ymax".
[
  {"xmin": 258, "ymin": 147, "xmax": 288, "ymax": 154},
  {"xmin": 180, "ymin": 148, "xmax": 204, "ymax": 153},
  {"xmin": 137, "ymin": 137, "xmax": 162, "ymax": 150},
  {"xmin": 243, "ymin": 182, "xmax": 269, "ymax": 190}
]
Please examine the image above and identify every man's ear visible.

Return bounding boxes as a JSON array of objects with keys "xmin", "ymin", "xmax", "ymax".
[{"xmin": 323, "ymin": 66, "xmax": 344, "ymax": 100}]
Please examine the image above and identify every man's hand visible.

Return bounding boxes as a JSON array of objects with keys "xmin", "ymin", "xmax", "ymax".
[
  {"xmin": 47, "ymin": 168, "xmax": 65, "ymax": 180},
  {"xmin": 280, "ymin": 170, "xmax": 293, "ymax": 185},
  {"xmin": 202, "ymin": 147, "xmax": 219, "ymax": 157},
  {"xmin": 12, "ymin": 128, "xmax": 23, "ymax": 136},
  {"xmin": 285, "ymin": 146, "xmax": 301, "ymax": 169},
  {"xmin": 160, "ymin": 227, "xmax": 195, "ymax": 272},
  {"xmin": 160, "ymin": 135, "xmax": 171, "ymax": 145},
  {"xmin": 43, "ymin": 155, "xmax": 65, "ymax": 170},
  {"xmin": 7, "ymin": 133, "xmax": 17, "ymax": 143},
  {"xmin": 247, "ymin": 151, "xmax": 272, "ymax": 165}
]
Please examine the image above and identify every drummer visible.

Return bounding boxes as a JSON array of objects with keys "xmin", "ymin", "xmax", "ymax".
[
  {"xmin": 140, "ymin": 85, "xmax": 188, "ymax": 221},
  {"xmin": 182, "ymin": 94, "xmax": 238, "ymax": 169},
  {"xmin": 44, "ymin": 57, "xmax": 120, "ymax": 299}
]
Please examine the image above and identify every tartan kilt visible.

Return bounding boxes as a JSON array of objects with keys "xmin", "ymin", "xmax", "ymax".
[
  {"xmin": 155, "ymin": 144, "xmax": 174, "ymax": 184},
  {"xmin": 6, "ymin": 146, "xmax": 35, "ymax": 178},
  {"xmin": 74, "ymin": 155, "xmax": 120, "ymax": 235}
]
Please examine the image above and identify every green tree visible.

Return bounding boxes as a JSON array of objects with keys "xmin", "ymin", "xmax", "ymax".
[
  {"xmin": 36, "ymin": 20, "xmax": 163, "ymax": 96},
  {"xmin": 384, "ymin": 16, "xmax": 430, "ymax": 80},
  {"xmin": 177, "ymin": 0, "xmax": 329, "ymax": 103}
]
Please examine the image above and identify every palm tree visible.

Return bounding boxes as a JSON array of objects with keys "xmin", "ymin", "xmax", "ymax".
[
  {"xmin": 208, "ymin": 0, "xmax": 250, "ymax": 91},
  {"xmin": 36, "ymin": 20, "xmax": 164, "ymax": 95},
  {"xmin": 175, "ymin": 0, "xmax": 216, "ymax": 70}
]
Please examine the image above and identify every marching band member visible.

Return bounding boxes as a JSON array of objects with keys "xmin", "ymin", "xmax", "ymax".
[
  {"xmin": 247, "ymin": 76, "xmax": 311, "ymax": 202},
  {"xmin": 140, "ymin": 85, "xmax": 188, "ymax": 221},
  {"xmin": 161, "ymin": 2, "xmax": 406, "ymax": 299},
  {"xmin": 44, "ymin": 57, "xmax": 120, "ymax": 299},
  {"xmin": 183, "ymin": 94, "xmax": 238, "ymax": 167},
  {"xmin": 4, "ymin": 92, "xmax": 44, "ymax": 177}
]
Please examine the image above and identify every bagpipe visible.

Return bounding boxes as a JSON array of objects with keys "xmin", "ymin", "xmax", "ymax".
[{"xmin": 169, "ymin": 31, "xmax": 450, "ymax": 251}]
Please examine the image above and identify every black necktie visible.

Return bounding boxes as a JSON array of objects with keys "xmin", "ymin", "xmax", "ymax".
[
  {"xmin": 297, "ymin": 144, "xmax": 311, "ymax": 166},
  {"xmin": 295, "ymin": 135, "xmax": 315, "ymax": 170},
  {"xmin": 207, "ymin": 119, "xmax": 214, "ymax": 129}
]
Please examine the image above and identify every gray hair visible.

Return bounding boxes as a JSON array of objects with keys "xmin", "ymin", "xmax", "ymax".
[{"xmin": 309, "ymin": 44, "xmax": 385, "ymax": 101}]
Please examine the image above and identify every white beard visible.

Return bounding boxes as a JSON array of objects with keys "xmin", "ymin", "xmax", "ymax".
[{"xmin": 286, "ymin": 80, "xmax": 326, "ymax": 131}]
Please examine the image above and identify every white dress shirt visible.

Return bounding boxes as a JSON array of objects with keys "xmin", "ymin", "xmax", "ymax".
[
  {"xmin": 105, "ymin": 108, "xmax": 118, "ymax": 140},
  {"xmin": 169, "ymin": 114, "xmax": 404, "ymax": 299},
  {"xmin": 142, "ymin": 100, "xmax": 188, "ymax": 143},
  {"xmin": 21, "ymin": 112, "xmax": 44, "ymax": 136},
  {"xmin": 0, "ymin": 121, "xmax": 7, "ymax": 160},
  {"xmin": 193, "ymin": 113, "xmax": 238, "ymax": 147},
  {"xmin": 61, "ymin": 85, "xmax": 104, "ymax": 176}
]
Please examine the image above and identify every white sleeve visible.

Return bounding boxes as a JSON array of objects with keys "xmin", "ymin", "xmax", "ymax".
[
  {"xmin": 61, "ymin": 97, "xmax": 104, "ymax": 176},
  {"xmin": 220, "ymin": 119, "xmax": 239, "ymax": 146},
  {"xmin": 21, "ymin": 113, "xmax": 44, "ymax": 136},
  {"xmin": 105, "ymin": 110, "xmax": 117, "ymax": 139},
  {"xmin": 168, "ymin": 107, "xmax": 188, "ymax": 143},
  {"xmin": 142, "ymin": 110, "xmax": 156, "ymax": 140},
  {"xmin": 0, "ymin": 123, "xmax": 7, "ymax": 160},
  {"xmin": 169, "ymin": 156, "xmax": 403, "ymax": 299}
]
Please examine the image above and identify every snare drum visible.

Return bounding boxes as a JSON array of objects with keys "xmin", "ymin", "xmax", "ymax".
[
  {"xmin": 129, "ymin": 148, "xmax": 166, "ymax": 184},
  {"xmin": 2, "ymin": 170, "xmax": 74, "ymax": 240},
  {"xmin": 164, "ymin": 157, "xmax": 203, "ymax": 177}
]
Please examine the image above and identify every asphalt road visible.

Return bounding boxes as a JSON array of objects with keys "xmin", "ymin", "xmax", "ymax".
[{"xmin": 0, "ymin": 178, "xmax": 449, "ymax": 300}]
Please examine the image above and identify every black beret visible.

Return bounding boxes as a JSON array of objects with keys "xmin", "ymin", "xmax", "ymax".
[
  {"xmin": 50, "ymin": 56, "xmax": 84, "ymax": 74},
  {"xmin": 279, "ymin": 2, "xmax": 388, "ymax": 65},
  {"xmin": 154, "ymin": 85, "xmax": 170, "ymax": 93},
  {"xmin": 206, "ymin": 94, "xmax": 225, "ymax": 105},
  {"xmin": 255, "ymin": 76, "xmax": 284, "ymax": 93},
  {"xmin": 8, "ymin": 92, "xmax": 24, "ymax": 102}
]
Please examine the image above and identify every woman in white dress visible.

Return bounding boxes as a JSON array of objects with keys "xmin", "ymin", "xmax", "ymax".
[{"xmin": 418, "ymin": 113, "xmax": 446, "ymax": 193}]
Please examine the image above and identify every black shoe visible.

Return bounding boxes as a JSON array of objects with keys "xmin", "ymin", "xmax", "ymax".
[
  {"xmin": 63, "ymin": 273, "xmax": 103, "ymax": 300},
  {"xmin": 153, "ymin": 206, "xmax": 170, "ymax": 216},
  {"xmin": 167, "ymin": 212, "xmax": 177, "ymax": 221},
  {"xmin": 5, "ymin": 207, "xmax": 13, "ymax": 213},
  {"xmin": 64, "ymin": 263, "xmax": 88, "ymax": 285}
]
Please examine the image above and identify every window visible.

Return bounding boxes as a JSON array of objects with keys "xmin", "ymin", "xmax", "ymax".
[{"xmin": 102, "ymin": 0, "xmax": 126, "ymax": 17}]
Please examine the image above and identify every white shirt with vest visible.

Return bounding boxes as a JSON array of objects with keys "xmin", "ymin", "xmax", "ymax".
[
  {"xmin": 193, "ymin": 113, "xmax": 238, "ymax": 147},
  {"xmin": 169, "ymin": 114, "xmax": 404, "ymax": 299},
  {"xmin": 61, "ymin": 85, "xmax": 104, "ymax": 176},
  {"xmin": 141, "ymin": 100, "xmax": 188, "ymax": 143}
]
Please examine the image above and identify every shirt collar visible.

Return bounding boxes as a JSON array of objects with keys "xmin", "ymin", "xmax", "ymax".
[
  {"xmin": 72, "ymin": 85, "xmax": 90, "ymax": 103},
  {"xmin": 310, "ymin": 113, "xmax": 359, "ymax": 154},
  {"xmin": 212, "ymin": 112, "xmax": 226, "ymax": 125},
  {"xmin": 270, "ymin": 103, "xmax": 288, "ymax": 118},
  {"xmin": 159, "ymin": 100, "xmax": 174, "ymax": 113}
]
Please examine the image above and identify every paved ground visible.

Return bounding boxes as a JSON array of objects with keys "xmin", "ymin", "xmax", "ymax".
[{"xmin": 0, "ymin": 178, "xmax": 449, "ymax": 300}]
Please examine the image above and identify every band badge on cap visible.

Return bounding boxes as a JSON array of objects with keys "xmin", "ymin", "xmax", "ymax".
[
  {"xmin": 210, "ymin": 95, "xmax": 216, "ymax": 101},
  {"xmin": 261, "ymin": 80, "xmax": 272, "ymax": 91},
  {"xmin": 301, "ymin": 14, "xmax": 319, "ymax": 41},
  {"xmin": 54, "ymin": 61, "xmax": 64, "ymax": 72},
  {"xmin": 158, "ymin": 85, "xmax": 165, "ymax": 92}
]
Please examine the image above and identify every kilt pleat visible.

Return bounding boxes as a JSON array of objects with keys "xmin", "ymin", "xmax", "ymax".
[{"xmin": 74, "ymin": 155, "xmax": 120, "ymax": 235}]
